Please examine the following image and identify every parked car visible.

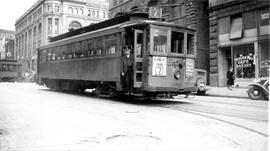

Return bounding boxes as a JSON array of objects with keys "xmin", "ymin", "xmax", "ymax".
[
  {"xmin": 194, "ymin": 69, "xmax": 207, "ymax": 95},
  {"xmin": 247, "ymin": 78, "xmax": 269, "ymax": 100}
]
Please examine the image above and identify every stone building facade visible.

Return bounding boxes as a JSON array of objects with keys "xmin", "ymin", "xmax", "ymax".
[
  {"xmin": 15, "ymin": 0, "xmax": 109, "ymax": 77},
  {"xmin": 209, "ymin": 0, "xmax": 269, "ymax": 86},
  {"xmin": 0, "ymin": 29, "xmax": 15, "ymax": 60},
  {"xmin": 109, "ymin": 0, "xmax": 210, "ymax": 80}
]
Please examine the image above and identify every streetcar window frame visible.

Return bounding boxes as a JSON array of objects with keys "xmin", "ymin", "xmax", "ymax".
[
  {"xmin": 150, "ymin": 27, "xmax": 169, "ymax": 54},
  {"xmin": 170, "ymin": 31, "xmax": 185, "ymax": 54},
  {"xmin": 187, "ymin": 33, "xmax": 195, "ymax": 55},
  {"xmin": 104, "ymin": 33, "xmax": 118, "ymax": 55}
]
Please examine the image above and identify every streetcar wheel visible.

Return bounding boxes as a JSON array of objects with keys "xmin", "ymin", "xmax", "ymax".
[
  {"xmin": 248, "ymin": 86, "xmax": 264, "ymax": 100},
  {"xmin": 108, "ymin": 89, "xmax": 118, "ymax": 98}
]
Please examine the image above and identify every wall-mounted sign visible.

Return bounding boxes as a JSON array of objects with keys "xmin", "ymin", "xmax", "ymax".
[
  {"xmin": 186, "ymin": 58, "xmax": 194, "ymax": 77},
  {"xmin": 152, "ymin": 56, "xmax": 167, "ymax": 76}
]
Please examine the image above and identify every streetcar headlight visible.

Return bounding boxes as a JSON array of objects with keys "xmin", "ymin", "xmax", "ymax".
[{"xmin": 174, "ymin": 71, "xmax": 181, "ymax": 80}]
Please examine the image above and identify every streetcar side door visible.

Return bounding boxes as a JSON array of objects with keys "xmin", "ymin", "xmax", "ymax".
[{"xmin": 133, "ymin": 30, "xmax": 144, "ymax": 88}]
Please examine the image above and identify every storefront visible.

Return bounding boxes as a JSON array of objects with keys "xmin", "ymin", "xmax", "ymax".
[
  {"xmin": 233, "ymin": 43, "xmax": 255, "ymax": 79},
  {"xmin": 209, "ymin": 1, "xmax": 269, "ymax": 86},
  {"xmin": 218, "ymin": 41, "xmax": 269, "ymax": 87}
]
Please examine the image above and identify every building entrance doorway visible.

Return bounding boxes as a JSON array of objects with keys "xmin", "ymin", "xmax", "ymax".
[{"xmin": 218, "ymin": 47, "xmax": 231, "ymax": 86}]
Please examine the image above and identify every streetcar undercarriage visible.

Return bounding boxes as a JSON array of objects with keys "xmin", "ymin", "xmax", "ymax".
[{"xmin": 39, "ymin": 78, "xmax": 195, "ymax": 99}]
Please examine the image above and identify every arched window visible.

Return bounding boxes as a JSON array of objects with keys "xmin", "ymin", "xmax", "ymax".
[
  {"xmin": 75, "ymin": 8, "xmax": 78, "ymax": 14},
  {"xmin": 79, "ymin": 8, "xmax": 84, "ymax": 15},
  {"xmin": 68, "ymin": 21, "xmax": 82, "ymax": 31},
  {"xmin": 68, "ymin": 7, "xmax": 73, "ymax": 14}
]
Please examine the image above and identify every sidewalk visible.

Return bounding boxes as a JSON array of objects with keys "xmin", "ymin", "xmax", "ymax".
[{"xmin": 205, "ymin": 86, "xmax": 249, "ymax": 99}]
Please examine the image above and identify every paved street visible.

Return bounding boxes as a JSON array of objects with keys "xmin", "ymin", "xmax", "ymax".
[{"xmin": 0, "ymin": 83, "xmax": 268, "ymax": 151}]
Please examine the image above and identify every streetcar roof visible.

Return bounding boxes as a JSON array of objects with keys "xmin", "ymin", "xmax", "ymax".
[
  {"xmin": 39, "ymin": 18, "xmax": 195, "ymax": 50},
  {"xmin": 49, "ymin": 13, "xmax": 149, "ymax": 43}
]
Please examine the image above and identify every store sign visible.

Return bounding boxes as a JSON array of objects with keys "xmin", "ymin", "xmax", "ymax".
[
  {"xmin": 235, "ymin": 54, "xmax": 254, "ymax": 68},
  {"xmin": 152, "ymin": 56, "xmax": 167, "ymax": 76},
  {"xmin": 186, "ymin": 58, "xmax": 194, "ymax": 77}
]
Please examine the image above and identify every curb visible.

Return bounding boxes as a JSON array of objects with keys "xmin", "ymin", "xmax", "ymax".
[
  {"xmin": 204, "ymin": 94, "xmax": 249, "ymax": 99},
  {"xmin": 203, "ymin": 87, "xmax": 249, "ymax": 99}
]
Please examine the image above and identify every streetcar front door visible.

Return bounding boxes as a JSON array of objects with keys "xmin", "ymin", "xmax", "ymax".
[{"xmin": 133, "ymin": 30, "xmax": 144, "ymax": 88}]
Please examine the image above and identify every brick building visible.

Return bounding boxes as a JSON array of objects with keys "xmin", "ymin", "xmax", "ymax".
[
  {"xmin": 15, "ymin": 0, "xmax": 109, "ymax": 77},
  {"xmin": 209, "ymin": 0, "xmax": 269, "ymax": 86},
  {"xmin": 109, "ymin": 0, "xmax": 210, "ymax": 80}
]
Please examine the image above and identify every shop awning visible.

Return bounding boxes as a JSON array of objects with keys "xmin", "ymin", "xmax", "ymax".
[{"xmin": 230, "ymin": 17, "xmax": 243, "ymax": 39}]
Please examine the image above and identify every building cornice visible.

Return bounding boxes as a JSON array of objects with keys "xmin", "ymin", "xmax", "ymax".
[
  {"xmin": 15, "ymin": 0, "xmax": 44, "ymax": 25},
  {"xmin": 209, "ymin": 0, "xmax": 247, "ymax": 12}
]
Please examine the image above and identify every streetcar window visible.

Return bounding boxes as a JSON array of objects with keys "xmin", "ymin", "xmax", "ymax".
[
  {"xmin": 153, "ymin": 29, "xmax": 168, "ymax": 53},
  {"xmin": 105, "ymin": 34, "xmax": 118, "ymax": 54},
  {"xmin": 55, "ymin": 46, "xmax": 61, "ymax": 60},
  {"xmin": 74, "ymin": 42, "xmax": 81, "ymax": 58},
  {"xmin": 47, "ymin": 48, "xmax": 52, "ymax": 61},
  {"xmin": 41, "ymin": 49, "xmax": 47, "ymax": 62},
  {"xmin": 187, "ymin": 34, "xmax": 194, "ymax": 54},
  {"xmin": 171, "ymin": 32, "xmax": 184, "ymax": 54},
  {"xmin": 0, "ymin": 64, "xmax": 4, "ymax": 71},
  {"xmin": 66, "ymin": 44, "xmax": 73, "ymax": 59},
  {"xmin": 105, "ymin": 39, "xmax": 117, "ymax": 54},
  {"xmin": 146, "ymin": 29, "xmax": 150, "ymax": 51},
  {"xmin": 87, "ymin": 39, "xmax": 95, "ymax": 56},
  {"xmin": 81, "ymin": 40, "xmax": 88, "ymax": 57},
  {"xmin": 60, "ymin": 45, "xmax": 66, "ymax": 60},
  {"xmin": 95, "ymin": 37, "xmax": 104, "ymax": 55},
  {"xmin": 61, "ymin": 45, "xmax": 68, "ymax": 60},
  {"xmin": 135, "ymin": 32, "xmax": 143, "ymax": 58},
  {"xmin": 52, "ymin": 48, "xmax": 56, "ymax": 61}
]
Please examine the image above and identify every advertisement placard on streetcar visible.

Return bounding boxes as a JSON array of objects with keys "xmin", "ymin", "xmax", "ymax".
[
  {"xmin": 186, "ymin": 58, "xmax": 194, "ymax": 77},
  {"xmin": 152, "ymin": 56, "xmax": 167, "ymax": 76}
]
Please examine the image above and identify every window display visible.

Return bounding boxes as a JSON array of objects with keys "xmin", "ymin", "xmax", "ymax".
[{"xmin": 233, "ymin": 44, "xmax": 255, "ymax": 78}]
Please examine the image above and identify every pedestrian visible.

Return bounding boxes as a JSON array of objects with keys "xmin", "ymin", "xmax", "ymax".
[
  {"xmin": 121, "ymin": 46, "xmax": 134, "ymax": 94},
  {"xmin": 227, "ymin": 66, "xmax": 235, "ymax": 90}
]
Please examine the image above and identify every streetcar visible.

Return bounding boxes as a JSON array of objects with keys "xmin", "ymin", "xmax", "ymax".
[
  {"xmin": 0, "ymin": 60, "xmax": 21, "ymax": 82},
  {"xmin": 37, "ymin": 13, "xmax": 198, "ymax": 98}
]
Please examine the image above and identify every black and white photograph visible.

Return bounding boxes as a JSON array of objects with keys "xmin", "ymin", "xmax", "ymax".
[{"xmin": 0, "ymin": 0, "xmax": 269, "ymax": 150}]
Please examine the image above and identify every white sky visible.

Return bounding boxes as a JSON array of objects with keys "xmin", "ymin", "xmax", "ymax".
[{"xmin": 0, "ymin": 0, "xmax": 38, "ymax": 31}]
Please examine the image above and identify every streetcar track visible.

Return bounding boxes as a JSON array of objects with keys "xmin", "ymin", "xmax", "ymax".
[
  {"xmin": 166, "ymin": 104, "xmax": 267, "ymax": 121},
  {"xmin": 40, "ymin": 90, "xmax": 268, "ymax": 137},
  {"xmin": 159, "ymin": 105, "xmax": 268, "ymax": 137}
]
